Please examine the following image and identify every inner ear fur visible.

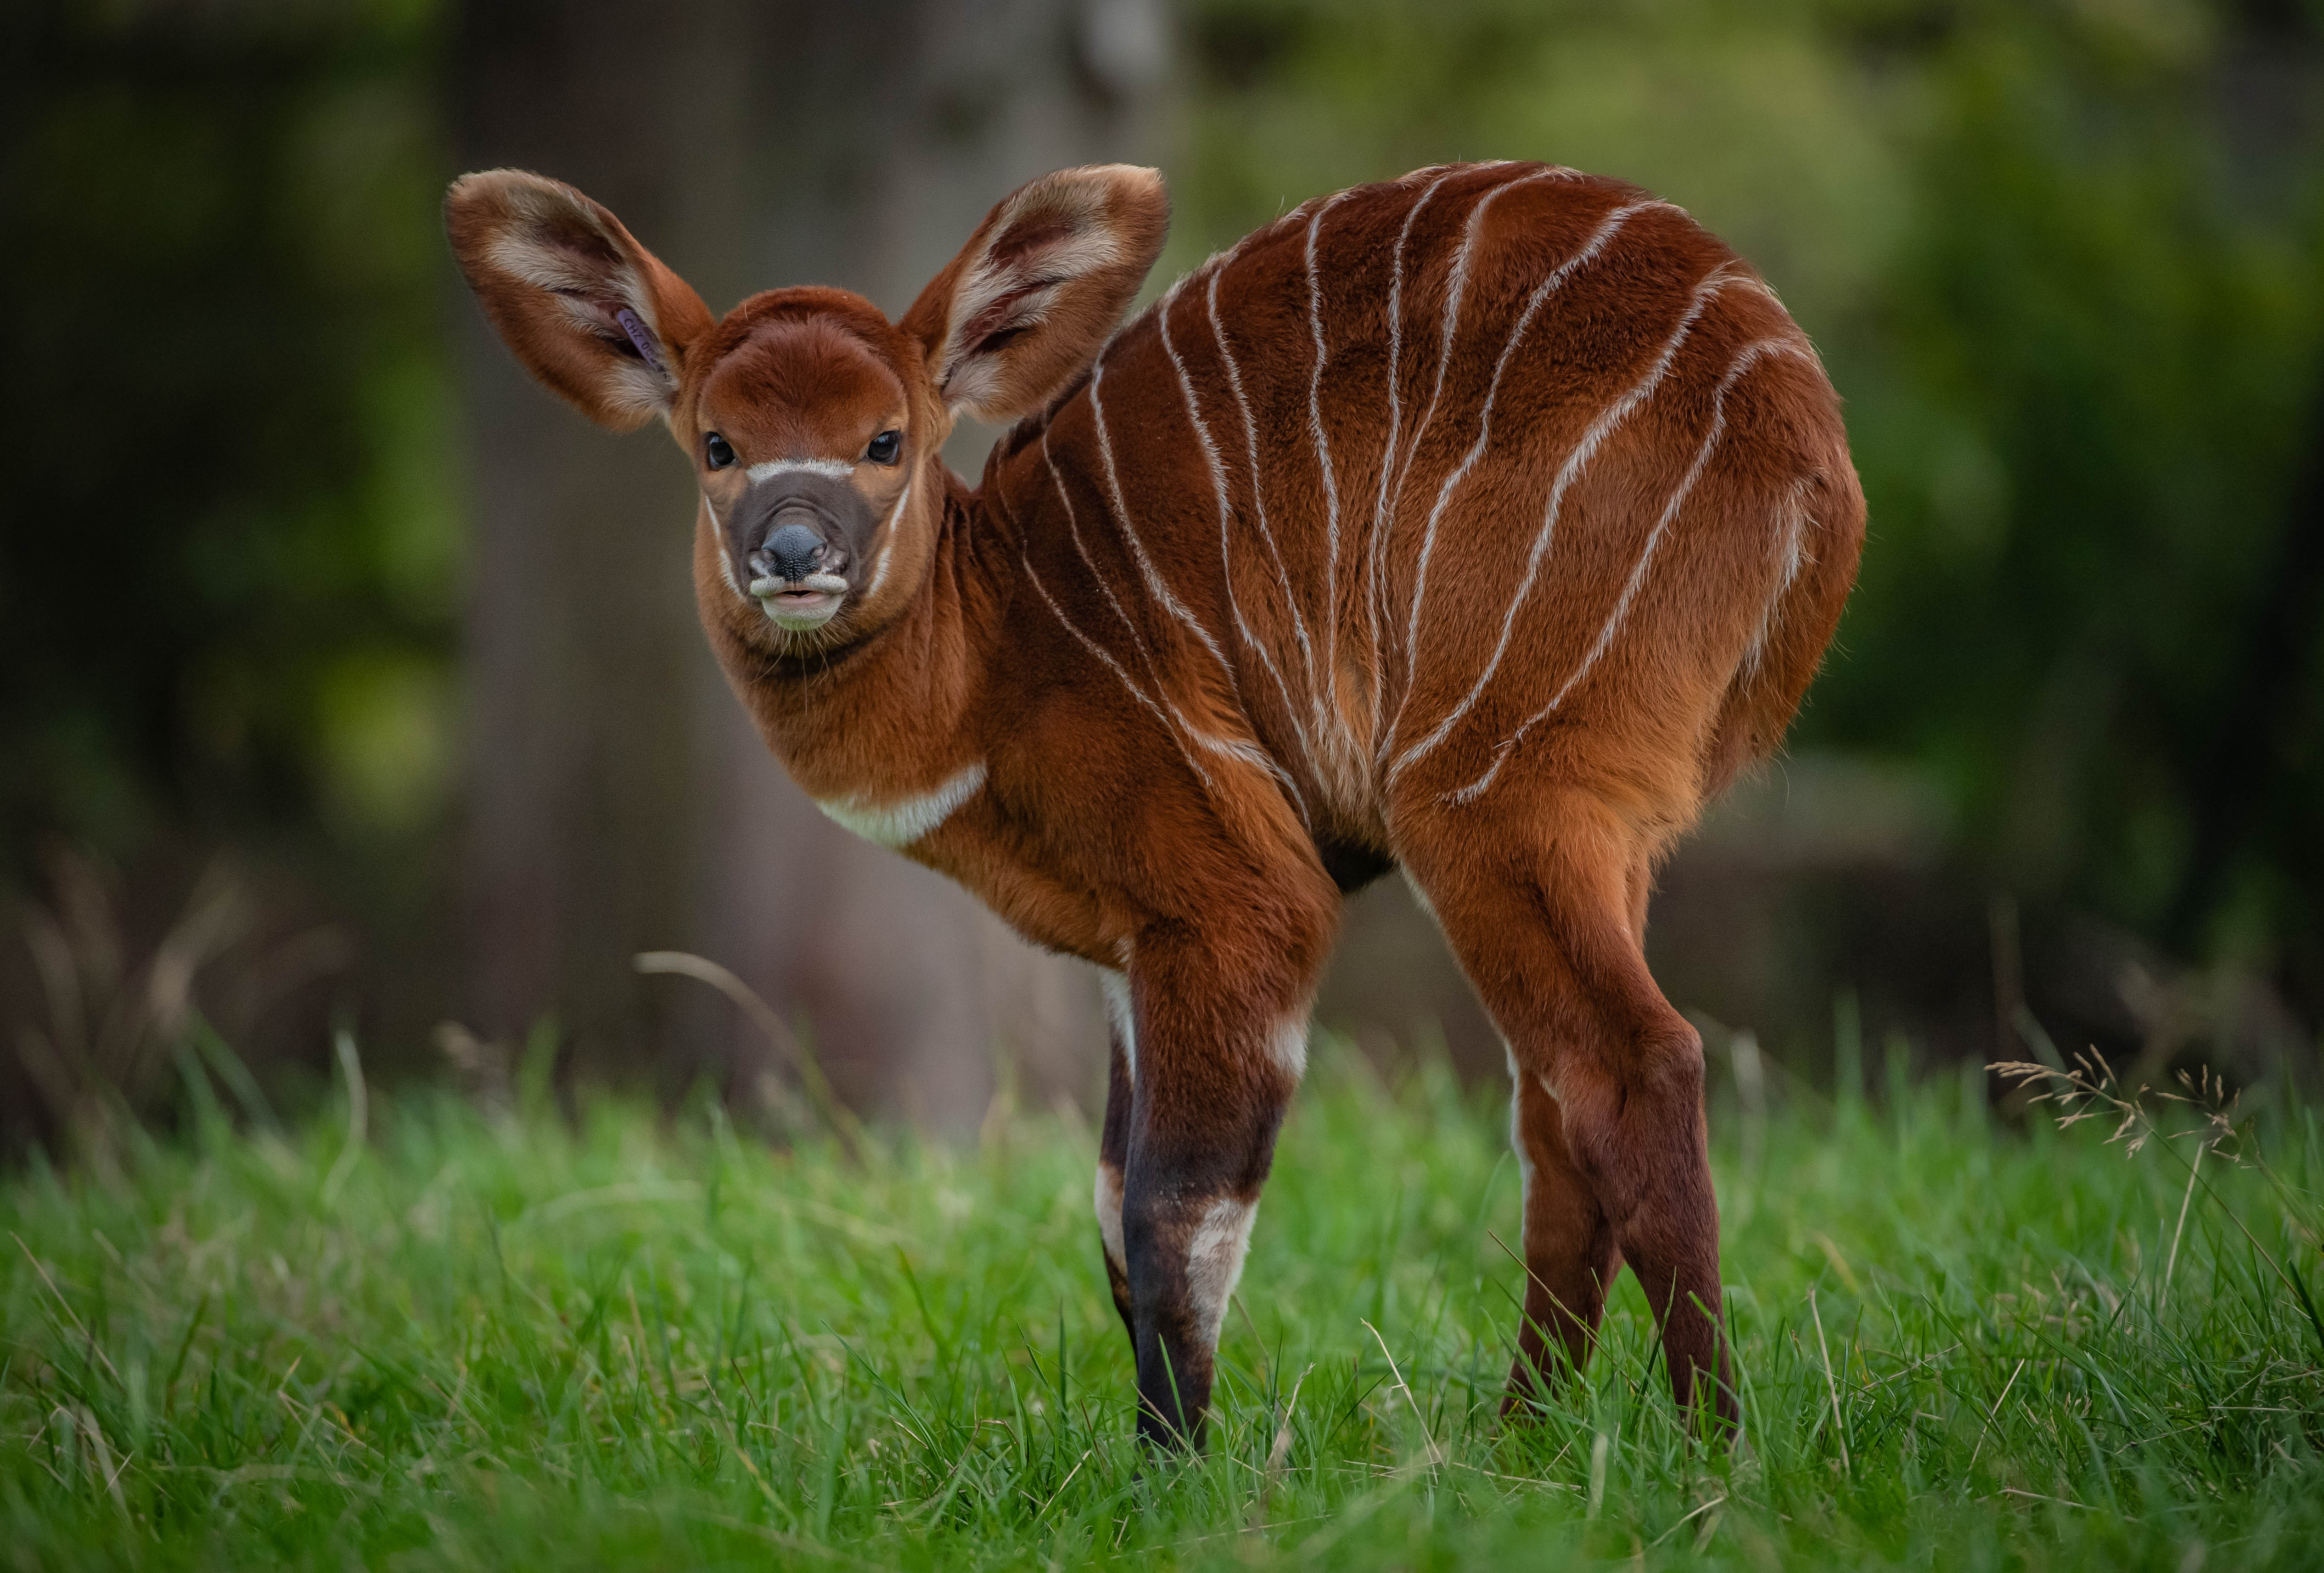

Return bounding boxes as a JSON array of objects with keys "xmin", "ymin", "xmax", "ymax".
[
  {"xmin": 445, "ymin": 170, "xmax": 714, "ymax": 433},
  {"xmin": 900, "ymin": 164, "xmax": 1169, "ymax": 425}
]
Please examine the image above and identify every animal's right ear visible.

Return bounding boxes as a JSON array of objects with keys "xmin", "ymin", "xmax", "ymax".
[{"xmin": 444, "ymin": 170, "xmax": 714, "ymax": 433}]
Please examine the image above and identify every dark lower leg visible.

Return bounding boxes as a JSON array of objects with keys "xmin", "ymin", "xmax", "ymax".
[
  {"xmin": 1594, "ymin": 1050, "xmax": 1734, "ymax": 1428},
  {"xmin": 1400, "ymin": 798, "xmax": 1733, "ymax": 1433},
  {"xmin": 1504, "ymin": 1067, "xmax": 1620, "ymax": 1413},
  {"xmin": 1097, "ymin": 1029, "xmax": 1135, "ymax": 1344},
  {"xmin": 1109, "ymin": 900, "xmax": 1332, "ymax": 1450},
  {"xmin": 1119, "ymin": 1061, "xmax": 1293, "ymax": 1449}
]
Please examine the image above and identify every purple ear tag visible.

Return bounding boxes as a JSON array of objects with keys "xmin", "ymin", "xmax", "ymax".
[{"xmin": 614, "ymin": 308, "xmax": 667, "ymax": 376}]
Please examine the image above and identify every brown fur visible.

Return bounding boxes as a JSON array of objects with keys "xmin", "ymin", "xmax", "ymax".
[{"xmin": 446, "ymin": 159, "xmax": 1867, "ymax": 1449}]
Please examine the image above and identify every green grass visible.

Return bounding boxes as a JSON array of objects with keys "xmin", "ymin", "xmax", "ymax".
[{"xmin": 4, "ymin": 1040, "xmax": 2320, "ymax": 1571}]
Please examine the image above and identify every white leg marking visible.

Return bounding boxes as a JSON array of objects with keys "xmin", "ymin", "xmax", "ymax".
[
  {"xmin": 1100, "ymin": 966, "xmax": 1137, "ymax": 1084},
  {"xmin": 1505, "ymin": 1043, "xmax": 1537, "ymax": 1216},
  {"xmin": 1401, "ymin": 867, "xmax": 1442, "ymax": 927},
  {"xmin": 1184, "ymin": 1195, "xmax": 1258, "ymax": 1349},
  {"xmin": 1385, "ymin": 198, "xmax": 1673, "ymax": 763},
  {"xmin": 1267, "ymin": 1014, "xmax": 1311, "ymax": 1080},
  {"xmin": 1089, "ymin": 360, "xmax": 1240, "ymax": 690},
  {"xmin": 1095, "ymin": 1161, "xmax": 1127, "ymax": 1275},
  {"xmin": 746, "ymin": 458, "xmax": 855, "ymax": 483},
  {"xmin": 814, "ymin": 760, "xmax": 986, "ymax": 848},
  {"xmin": 1390, "ymin": 262, "xmax": 1751, "ymax": 787},
  {"xmin": 1159, "ymin": 281, "xmax": 1320, "ymax": 822},
  {"xmin": 1367, "ymin": 168, "xmax": 1465, "ymax": 734},
  {"xmin": 1445, "ymin": 336, "xmax": 1816, "ymax": 805}
]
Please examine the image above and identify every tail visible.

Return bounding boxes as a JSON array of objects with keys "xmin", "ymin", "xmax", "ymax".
[{"xmin": 1699, "ymin": 456, "xmax": 1866, "ymax": 798}]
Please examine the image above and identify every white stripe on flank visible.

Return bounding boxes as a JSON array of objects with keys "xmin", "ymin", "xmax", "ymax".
[
  {"xmin": 863, "ymin": 472, "xmax": 914, "ymax": 602},
  {"xmin": 1046, "ymin": 429, "xmax": 1154, "ymax": 665},
  {"xmin": 1304, "ymin": 191, "xmax": 1353, "ymax": 766},
  {"xmin": 1207, "ymin": 267, "xmax": 1323, "ymax": 713},
  {"xmin": 1375, "ymin": 166, "xmax": 1572, "ymax": 765},
  {"xmin": 746, "ymin": 458, "xmax": 854, "ymax": 483},
  {"xmin": 814, "ymin": 760, "xmax": 987, "ymax": 848},
  {"xmin": 1385, "ymin": 197, "xmax": 1671, "ymax": 763},
  {"xmin": 1158, "ymin": 282, "xmax": 1319, "ymax": 823},
  {"xmin": 1745, "ymin": 471, "xmax": 1817, "ymax": 678},
  {"xmin": 1443, "ymin": 335, "xmax": 1815, "ymax": 807},
  {"xmin": 1044, "ymin": 427, "xmax": 1263, "ymax": 795},
  {"xmin": 1389, "ymin": 261, "xmax": 1749, "ymax": 787},
  {"xmin": 1366, "ymin": 167, "xmax": 1465, "ymax": 735},
  {"xmin": 1386, "ymin": 171, "xmax": 1566, "ymax": 545},
  {"xmin": 1088, "ymin": 360, "xmax": 1241, "ymax": 690},
  {"xmin": 1038, "ymin": 438, "xmax": 1219, "ymax": 794},
  {"xmin": 1021, "ymin": 551, "xmax": 1216, "ymax": 793},
  {"xmin": 1030, "ymin": 451, "xmax": 1285, "ymax": 799}
]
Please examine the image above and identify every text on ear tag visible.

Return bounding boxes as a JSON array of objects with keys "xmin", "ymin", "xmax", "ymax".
[{"xmin": 615, "ymin": 309, "xmax": 667, "ymax": 376}]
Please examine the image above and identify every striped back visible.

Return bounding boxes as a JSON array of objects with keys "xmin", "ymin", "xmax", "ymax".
[{"xmin": 994, "ymin": 162, "xmax": 1859, "ymax": 847}]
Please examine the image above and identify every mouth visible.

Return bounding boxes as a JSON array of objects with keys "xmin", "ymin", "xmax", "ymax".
[{"xmin": 748, "ymin": 572, "xmax": 849, "ymax": 631}]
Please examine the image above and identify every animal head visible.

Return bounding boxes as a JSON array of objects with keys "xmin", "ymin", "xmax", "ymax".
[{"xmin": 445, "ymin": 164, "xmax": 1170, "ymax": 647}]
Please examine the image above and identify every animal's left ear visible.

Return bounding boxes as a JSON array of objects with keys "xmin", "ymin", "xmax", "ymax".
[{"xmin": 899, "ymin": 164, "xmax": 1169, "ymax": 425}]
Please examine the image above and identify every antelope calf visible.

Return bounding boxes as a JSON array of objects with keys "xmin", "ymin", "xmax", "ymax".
[{"xmin": 448, "ymin": 160, "xmax": 1862, "ymax": 1447}]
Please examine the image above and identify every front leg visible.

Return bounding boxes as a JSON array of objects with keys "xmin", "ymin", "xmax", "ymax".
[
  {"xmin": 1114, "ymin": 929, "xmax": 1322, "ymax": 1450},
  {"xmin": 1096, "ymin": 972, "xmax": 1137, "ymax": 1343}
]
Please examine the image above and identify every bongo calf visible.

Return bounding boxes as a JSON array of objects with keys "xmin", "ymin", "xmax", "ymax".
[{"xmin": 446, "ymin": 159, "xmax": 1863, "ymax": 1447}]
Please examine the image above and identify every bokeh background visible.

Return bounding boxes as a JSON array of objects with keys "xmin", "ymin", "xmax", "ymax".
[{"xmin": 6, "ymin": 0, "xmax": 2321, "ymax": 1158}]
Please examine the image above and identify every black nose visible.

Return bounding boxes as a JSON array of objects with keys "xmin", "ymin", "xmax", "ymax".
[{"xmin": 755, "ymin": 522, "xmax": 825, "ymax": 583}]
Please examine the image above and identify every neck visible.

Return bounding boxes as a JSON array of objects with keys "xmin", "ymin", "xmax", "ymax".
[{"xmin": 702, "ymin": 465, "xmax": 1011, "ymax": 808}]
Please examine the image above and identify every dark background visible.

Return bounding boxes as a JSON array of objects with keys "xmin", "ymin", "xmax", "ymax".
[{"xmin": 6, "ymin": 0, "xmax": 2321, "ymax": 1158}]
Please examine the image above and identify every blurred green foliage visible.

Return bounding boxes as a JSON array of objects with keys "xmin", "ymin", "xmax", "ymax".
[
  {"xmin": 1174, "ymin": 0, "xmax": 2324, "ymax": 1014},
  {"xmin": 0, "ymin": 0, "xmax": 457, "ymax": 891},
  {"xmin": 3, "ymin": 0, "xmax": 2319, "ymax": 1064}
]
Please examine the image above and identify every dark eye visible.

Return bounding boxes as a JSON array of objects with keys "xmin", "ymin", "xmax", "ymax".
[
  {"xmin": 705, "ymin": 433, "xmax": 735, "ymax": 469},
  {"xmin": 865, "ymin": 430, "xmax": 901, "ymax": 466}
]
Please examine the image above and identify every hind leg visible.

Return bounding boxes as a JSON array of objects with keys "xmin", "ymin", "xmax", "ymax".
[
  {"xmin": 1503, "ymin": 1053, "xmax": 1621, "ymax": 1410},
  {"xmin": 1402, "ymin": 793, "xmax": 1734, "ymax": 1429}
]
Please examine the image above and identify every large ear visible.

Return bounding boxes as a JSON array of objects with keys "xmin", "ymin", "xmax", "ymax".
[
  {"xmin": 899, "ymin": 165, "xmax": 1169, "ymax": 425},
  {"xmin": 444, "ymin": 170, "xmax": 714, "ymax": 432}
]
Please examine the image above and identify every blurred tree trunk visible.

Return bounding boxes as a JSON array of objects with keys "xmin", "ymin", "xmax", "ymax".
[{"xmin": 453, "ymin": 0, "xmax": 1166, "ymax": 1120}]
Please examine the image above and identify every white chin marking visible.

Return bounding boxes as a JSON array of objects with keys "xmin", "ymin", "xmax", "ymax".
[
  {"xmin": 1185, "ymin": 1196, "xmax": 1257, "ymax": 1348},
  {"xmin": 757, "ymin": 593, "xmax": 843, "ymax": 631}
]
